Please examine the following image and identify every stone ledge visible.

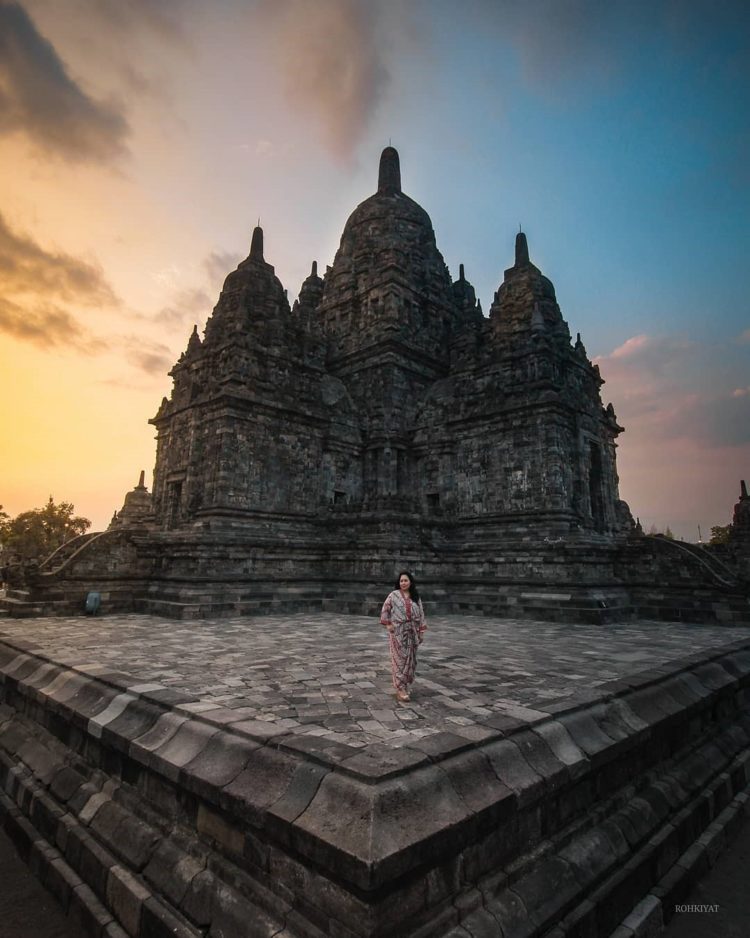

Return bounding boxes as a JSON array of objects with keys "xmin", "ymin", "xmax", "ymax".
[{"xmin": 2, "ymin": 635, "xmax": 750, "ymax": 936}]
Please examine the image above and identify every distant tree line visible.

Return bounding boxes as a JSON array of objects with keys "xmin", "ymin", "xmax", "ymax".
[
  {"xmin": 0, "ymin": 497, "xmax": 91, "ymax": 563},
  {"xmin": 709, "ymin": 524, "xmax": 732, "ymax": 545}
]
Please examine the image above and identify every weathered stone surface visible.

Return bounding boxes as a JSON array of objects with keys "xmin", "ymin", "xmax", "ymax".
[
  {"xmin": 3, "ymin": 618, "xmax": 750, "ymax": 938},
  {"xmin": 143, "ymin": 839, "xmax": 206, "ymax": 909},
  {"xmin": 106, "ymin": 864, "xmax": 152, "ymax": 936},
  {"xmin": 338, "ymin": 743, "xmax": 430, "ymax": 779},
  {"xmin": 482, "ymin": 737, "xmax": 544, "ymax": 805},
  {"xmin": 183, "ymin": 730, "xmax": 258, "ymax": 791},
  {"xmin": 209, "ymin": 883, "xmax": 284, "ymax": 938}
]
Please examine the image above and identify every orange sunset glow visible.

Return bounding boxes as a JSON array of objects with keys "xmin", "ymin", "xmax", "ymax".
[{"xmin": 1, "ymin": 0, "xmax": 749, "ymax": 540}]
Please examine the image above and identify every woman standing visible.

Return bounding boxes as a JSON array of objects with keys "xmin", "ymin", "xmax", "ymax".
[{"xmin": 380, "ymin": 571, "xmax": 427, "ymax": 702}]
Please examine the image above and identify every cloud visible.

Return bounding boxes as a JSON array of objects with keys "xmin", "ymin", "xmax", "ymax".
[
  {"xmin": 0, "ymin": 211, "xmax": 118, "ymax": 305},
  {"xmin": 0, "ymin": 1, "xmax": 129, "ymax": 162},
  {"xmin": 737, "ymin": 328, "xmax": 750, "ymax": 344},
  {"xmin": 126, "ymin": 345, "xmax": 173, "ymax": 376},
  {"xmin": 261, "ymin": 0, "xmax": 389, "ymax": 162},
  {"xmin": 595, "ymin": 333, "xmax": 750, "ymax": 448},
  {"xmin": 22, "ymin": 0, "xmax": 194, "ymax": 103},
  {"xmin": 0, "ymin": 211, "xmax": 118, "ymax": 351},
  {"xmin": 0, "ymin": 295, "xmax": 105, "ymax": 351},
  {"xmin": 154, "ymin": 287, "xmax": 211, "ymax": 327},
  {"xmin": 203, "ymin": 250, "xmax": 242, "ymax": 288}
]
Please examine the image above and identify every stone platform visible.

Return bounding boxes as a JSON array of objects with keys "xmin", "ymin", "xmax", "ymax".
[{"xmin": 1, "ymin": 614, "xmax": 750, "ymax": 938}]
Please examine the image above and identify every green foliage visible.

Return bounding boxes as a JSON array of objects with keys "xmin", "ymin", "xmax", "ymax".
[
  {"xmin": 0, "ymin": 497, "xmax": 91, "ymax": 562},
  {"xmin": 709, "ymin": 524, "xmax": 732, "ymax": 545}
]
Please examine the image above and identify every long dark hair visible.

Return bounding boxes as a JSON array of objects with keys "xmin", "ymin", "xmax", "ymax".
[{"xmin": 394, "ymin": 570, "xmax": 420, "ymax": 602}]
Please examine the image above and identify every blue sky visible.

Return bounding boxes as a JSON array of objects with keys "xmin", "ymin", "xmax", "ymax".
[{"xmin": 0, "ymin": 0, "xmax": 748, "ymax": 539}]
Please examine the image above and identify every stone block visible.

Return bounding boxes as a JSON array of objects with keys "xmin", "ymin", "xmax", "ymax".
[
  {"xmin": 106, "ymin": 864, "xmax": 152, "ymax": 936},
  {"xmin": 509, "ymin": 730, "xmax": 568, "ymax": 791},
  {"xmin": 557, "ymin": 711, "xmax": 614, "ymax": 762},
  {"xmin": 70, "ymin": 827, "xmax": 116, "ymax": 898},
  {"xmin": 197, "ymin": 803, "xmax": 245, "ymax": 856},
  {"xmin": 557, "ymin": 896, "xmax": 598, "ymax": 938},
  {"xmin": 294, "ymin": 765, "xmax": 469, "ymax": 889},
  {"xmin": 104, "ymin": 698, "xmax": 163, "ymax": 746},
  {"xmin": 90, "ymin": 799, "xmax": 129, "ymax": 846},
  {"xmin": 533, "ymin": 720, "xmax": 588, "ymax": 775},
  {"xmin": 131, "ymin": 712, "xmax": 190, "ymax": 758},
  {"xmin": 484, "ymin": 886, "xmax": 534, "ymax": 938},
  {"xmin": 278, "ymin": 734, "xmax": 361, "ymax": 766},
  {"xmin": 0, "ymin": 720, "xmax": 29, "ymax": 755},
  {"xmin": 266, "ymin": 760, "xmax": 330, "ymax": 829},
  {"xmin": 692, "ymin": 662, "xmax": 735, "ymax": 692},
  {"xmin": 226, "ymin": 719, "xmax": 289, "ymax": 741},
  {"xmin": 30, "ymin": 788, "xmax": 65, "ymax": 842},
  {"xmin": 458, "ymin": 903, "xmax": 505, "ymax": 938},
  {"xmin": 482, "ymin": 738, "xmax": 543, "ymax": 806},
  {"xmin": 512, "ymin": 854, "xmax": 584, "ymax": 931},
  {"xmin": 28, "ymin": 837, "xmax": 56, "ymax": 880},
  {"xmin": 148, "ymin": 719, "xmax": 219, "ymax": 782},
  {"xmin": 144, "ymin": 838, "xmax": 206, "ymax": 908},
  {"xmin": 437, "ymin": 749, "xmax": 514, "ymax": 824},
  {"xmin": 50, "ymin": 765, "xmax": 87, "ymax": 803},
  {"xmin": 559, "ymin": 826, "xmax": 620, "ymax": 887},
  {"xmin": 66, "ymin": 680, "xmax": 121, "ymax": 722},
  {"xmin": 647, "ymin": 824, "xmax": 679, "ymax": 880},
  {"xmin": 17, "ymin": 738, "xmax": 64, "ymax": 784},
  {"xmin": 141, "ymin": 896, "xmax": 202, "ymax": 938},
  {"xmin": 137, "ymin": 771, "xmax": 184, "ymax": 822},
  {"xmin": 103, "ymin": 922, "xmax": 130, "ymax": 938},
  {"xmin": 338, "ymin": 742, "xmax": 429, "ymax": 779},
  {"xmin": 88, "ymin": 692, "xmax": 139, "ymax": 740},
  {"xmin": 180, "ymin": 868, "xmax": 215, "ymax": 927},
  {"xmin": 68, "ymin": 780, "xmax": 102, "ymax": 817},
  {"xmin": 80, "ymin": 790, "xmax": 112, "ymax": 825},
  {"xmin": 210, "ymin": 883, "xmax": 285, "ymax": 938},
  {"xmin": 650, "ymin": 861, "xmax": 691, "ymax": 912},
  {"xmin": 41, "ymin": 855, "xmax": 82, "ymax": 912},
  {"xmin": 69, "ymin": 882, "xmax": 115, "ymax": 936},
  {"xmin": 405, "ymin": 732, "xmax": 474, "ymax": 760},
  {"xmin": 55, "ymin": 811, "xmax": 76, "ymax": 854},
  {"xmin": 183, "ymin": 730, "xmax": 259, "ymax": 798},
  {"xmin": 221, "ymin": 748, "xmax": 300, "ymax": 826}
]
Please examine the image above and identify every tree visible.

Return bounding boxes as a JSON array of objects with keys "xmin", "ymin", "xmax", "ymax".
[
  {"xmin": 0, "ymin": 497, "xmax": 91, "ymax": 562},
  {"xmin": 709, "ymin": 524, "xmax": 732, "ymax": 546}
]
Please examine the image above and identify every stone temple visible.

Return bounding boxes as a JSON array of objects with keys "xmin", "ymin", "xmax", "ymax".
[
  {"xmin": 2, "ymin": 147, "xmax": 750, "ymax": 938},
  {"xmin": 5, "ymin": 148, "xmax": 750, "ymax": 622}
]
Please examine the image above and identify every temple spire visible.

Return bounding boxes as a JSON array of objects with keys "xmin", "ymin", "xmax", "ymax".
[
  {"xmin": 515, "ymin": 230, "xmax": 530, "ymax": 267},
  {"xmin": 378, "ymin": 146, "xmax": 401, "ymax": 194},
  {"xmin": 137, "ymin": 470, "xmax": 145, "ymax": 489},
  {"xmin": 311, "ymin": 260, "xmax": 318, "ymax": 276},
  {"xmin": 250, "ymin": 225, "xmax": 264, "ymax": 260}
]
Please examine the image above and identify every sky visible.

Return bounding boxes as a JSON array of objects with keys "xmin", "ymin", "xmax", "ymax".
[{"xmin": 0, "ymin": 0, "xmax": 748, "ymax": 541}]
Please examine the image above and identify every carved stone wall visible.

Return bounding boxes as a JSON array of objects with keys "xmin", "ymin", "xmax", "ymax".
[{"xmin": 149, "ymin": 148, "xmax": 631, "ymax": 544}]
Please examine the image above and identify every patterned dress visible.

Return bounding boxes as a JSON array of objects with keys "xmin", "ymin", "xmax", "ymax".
[{"xmin": 380, "ymin": 589, "xmax": 427, "ymax": 694}]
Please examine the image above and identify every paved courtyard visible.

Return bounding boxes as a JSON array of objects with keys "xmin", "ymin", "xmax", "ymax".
[{"xmin": 2, "ymin": 613, "xmax": 750, "ymax": 751}]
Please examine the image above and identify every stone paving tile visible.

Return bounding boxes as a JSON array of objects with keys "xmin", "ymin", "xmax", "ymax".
[{"xmin": 1, "ymin": 614, "xmax": 749, "ymax": 749}]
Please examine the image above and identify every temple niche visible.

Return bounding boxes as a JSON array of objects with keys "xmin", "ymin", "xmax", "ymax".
[
  {"xmin": 148, "ymin": 147, "xmax": 631, "ymax": 545},
  {"xmin": 15, "ymin": 146, "xmax": 749, "ymax": 622}
]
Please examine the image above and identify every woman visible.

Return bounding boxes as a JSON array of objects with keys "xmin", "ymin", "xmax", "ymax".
[{"xmin": 380, "ymin": 571, "xmax": 427, "ymax": 702}]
